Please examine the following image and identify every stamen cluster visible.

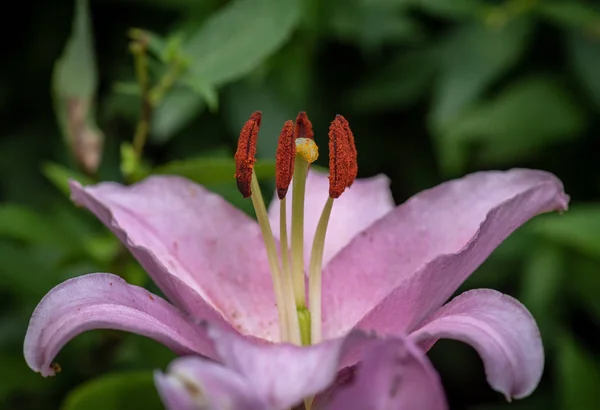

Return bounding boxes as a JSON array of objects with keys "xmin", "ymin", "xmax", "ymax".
[{"xmin": 234, "ymin": 110, "xmax": 358, "ymax": 345}]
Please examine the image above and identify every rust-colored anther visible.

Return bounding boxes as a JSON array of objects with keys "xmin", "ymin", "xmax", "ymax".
[
  {"xmin": 294, "ymin": 111, "xmax": 314, "ymax": 140},
  {"xmin": 275, "ymin": 120, "xmax": 295, "ymax": 199},
  {"xmin": 234, "ymin": 111, "xmax": 262, "ymax": 198},
  {"xmin": 328, "ymin": 115, "xmax": 358, "ymax": 198}
]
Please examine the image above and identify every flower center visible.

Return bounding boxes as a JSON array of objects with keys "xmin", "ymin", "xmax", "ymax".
[{"xmin": 234, "ymin": 112, "xmax": 357, "ymax": 345}]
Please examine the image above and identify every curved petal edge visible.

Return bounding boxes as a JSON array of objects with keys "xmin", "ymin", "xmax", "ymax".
[
  {"xmin": 411, "ymin": 289, "xmax": 544, "ymax": 400},
  {"xmin": 24, "ymin": 273, "xmax": 214, "ymax": 377}
]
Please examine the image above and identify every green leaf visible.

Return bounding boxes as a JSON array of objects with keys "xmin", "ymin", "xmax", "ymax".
[
  {"xmin": 0, "ymin": 205, "xmax": 58, "ymax": 244},
  {"xmin": 568, "ymin": 31, "xmax": 600, "ymax": 112},
  {"xmin": 538, "ymin": 2, "xmax": 600, "ymax": 29},
  {"xmin": 348, "ymin": 49, "xmax": 439, "ymax": 112},
  {"xmin": 223, "ymin": 81, "xmax": 297, "ymax": 158},
  {"xmin": 150, "ymin": 0, "xmax": 301, "ymax": 141},
  {"xmin": 570, "ymin": 257, "xmax": 600, "ymax": 325},
  {"xmin": 182, "ymin": 75, "xmax": 219, "ymax": 112},
  {"xmin": 183, "ymin": 0, "xmax": 301, "ymax": 87},
  {"xmin": 431, "ymin": 18, "xmax": 532, "ymax": 126},
  {"xmin": 519, "ymin": 243, "xmax": 565, "ymax": 347},
  {"xmin": 557, "ymin": 333, "xmax": 600, "ymax": 410},
  {"xmin": 41, "ymin": 162, "xmax": 95, "ymax": 196},
  {"xmin": 52, "ymin": 0, "xmax": 103, "ymax": 173},
  {"xmin": 438, "ymin": 76, "xmax": 585, "ymax": 173},
  {"xmin": 409, "ymin": 0, "xmax": 485, "ymax": 19},
  {"xmin": 0, "ymin": 353, "xmax": 46, "ymax": 400},
  {"xmin": 61, "ymin": 372, "xmax": 162, "ymax": 410},
  {"xmin": 151, "ymin": 86, "xmax": 205, "ymax": 142},
  {"xmin": 149, "ymin": 157, "xmax": 276, "ymax": 185},
  {"xmin": 530, "ymin": 204, "xmax": 600, "ymax": 259},
  {"xmin": 330, "ymin": 1, "xmax": 422, "ymax": 49}
]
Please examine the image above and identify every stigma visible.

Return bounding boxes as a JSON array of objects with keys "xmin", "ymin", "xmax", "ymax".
[{"xmin": 234, "ymin": 111, "xmax": 357, "ymax": 345}]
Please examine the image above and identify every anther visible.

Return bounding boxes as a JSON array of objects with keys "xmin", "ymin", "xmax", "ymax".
[
  {"xmin": 296, "ymin": 138, "xmax": 319, "ymax": 164},
  {"xmin": 234, "ymin": 111, "xmax": 262, "ymax": 198},
  {"xmin": 328, "ymin": 115, "xmax": 358, "ymax": 198},
  {"xmin": 294, "ymin": 112, "xmax": 314, "ymax": 140},
  {"xmin": 275, "ymin": 120, "xmax": 295, "ymax": 199}
]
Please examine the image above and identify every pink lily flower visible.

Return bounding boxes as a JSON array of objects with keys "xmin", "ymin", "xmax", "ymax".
[
  {"xmin": 154, "ymin": 324, "xmax": 447, "ymax": 410},
  {"xmin": 24, "ymin": 112, "xmax": 568, "ymax": 403}
]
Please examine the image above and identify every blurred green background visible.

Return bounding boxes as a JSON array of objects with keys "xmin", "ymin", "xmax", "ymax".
[{"xmin": 2, "ymin": 0, "xmax": 600, "ymax": 409}]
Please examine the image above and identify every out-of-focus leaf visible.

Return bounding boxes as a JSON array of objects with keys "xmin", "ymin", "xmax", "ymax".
[
  {"xmin": 0, "ymin": 205, "xmax": 57, "ymax": 244},
  {"xmin": 438, "ymin": 76, "xmax": 584, "ymax": 174},
  {"xmin": 431, "ymin": 19, "xmax": 532, "ymax": 127},
  {"xmin": 530, "ymin": 204, "xmax": 600, "ymax": 259},
  {"xmin": 408, "ymin": 0, "xmax": 485, "ymax": 19},
  {"xmin": 348, "ymin": 49, "xmax": 439, "ymax": 112},
  {"xmin": 0, "ymin": 242, "xmax": 66, "ymax": 299},
  {"xmin": 331, "ymin": 1, "xmax": 422, "ymax": 49},
  {"xmin": 120, "ymin": 142, "xmax": 141, "ymax": 180},
  {"xmin": 128, "ymin": 28, "xmax": 169, "ymax": 62},
  {"xmin": 119, "ymin": 0, "xmax": 217, "ymax": 10},
  {"xmin": 183, "ymin": 0, "xmax": 300, "ymax": 87},
  {"xmin": 61, "ymin": 372, "xmax": 162, "ymax": 410},
  {"xmin": 41, "ymin": 162, "xmax": 95, "ymax": 196},
  {"xmin": 570, "ymin": 257, "xmax": 600, "ymax": 325},
  {"xmin": 148, "ymin": 157, "xmax": 276, "ymax": 185},
  {"xmin": 520, "ymin": 243, "xmax": 565, "ymax": 347},
  {"xmin": 151, "ymin": 0, "xmax": 300, "ymax": 141},
  {"xmin": 538, "ymin": 2, "xmax": 600, "ymax": 29},
  {"xmin": 0, "ymin": 353, "xmax": 46, "ymax": 400},
  {"xmin": 116, "ymin": 335, "xmax": 177, "ymax": 370},
  {"xmin": 224, "ymin": 82, "xmax": 297, "ymax": 158},
  {"xmin": 53, "ymin": 0, "xmax": 103, "ymax": 174},
  {"xmin": 151, "ymin": 86, "xmax": 204, "ymax": 142},
  {"xmin": 182, "ymin": 75, "xmax": 219, "ymax": 112},
  {"xmin": 557, "ymin": 333, "xmax": 600, "ymax": 410},
  {"xmin": 568, "ymin": 31, "xmax": 600, "ymax": 112}
]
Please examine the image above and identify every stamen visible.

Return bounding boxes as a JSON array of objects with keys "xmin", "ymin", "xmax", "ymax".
[
  {"xmin": 275, "ymin": 120, "xmax": 295, "ymax": 199},
  {"xmin": 328, "ymin": 115, "xmax": 357, "ymax": 198},
  {"xmin": 309, "ymin": 115, "xmax": 358, "ymax": 344},
  {"xmin": 290, "ymin": 138, "xmax": 319, "ymax": 310},
  {"xmin": 275, "ymin": 120, "xmax": 302, "ymax": 344},
  {"xmin": 308, "ymin": 197, "xmax": 333, "ymax": 344},
  {"xmin": 279, "ymin": 198, "xmax": 301, "ymax": 345},
  {"xmin": 294, "ymin": 111, "xmax": 314, "ymax": 140},
  {"xmin": 249, "ymin": 172, "xmax": 290, "ymax": 342},
  {"xmin": 234, "ymin": 112, "xmax": 290, "ymax": 342},
  {"xmin": 234, "ymin": 111, "xmax": 261, "ymax": 198}
]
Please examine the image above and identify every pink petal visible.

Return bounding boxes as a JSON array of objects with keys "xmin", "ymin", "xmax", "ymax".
[
  {"xmin": 155, "ymin": 359, "xmax": 265, "ymax": 410},
  {"xmin": 154, "ymin": 372, "xmax": 202, "ymax": 410},
  {"xmin": 24, "ymin": 273, "xmax": 219, "ymax": 377},
  {"xmin": 268, "ymin": 170, "xmax": 394, "ymax": 268},
  {"xmin": 323, "ymin": 338, "xmax": 448, "ymax": 410},
  {"xmin": 70, "ymin": 177, "xmax": 279, "ymax": 340},
  {"xmin": 156, "ymin": 327, "xmax": 441, "ymax": 410},
  {"xmin": 410, "ymin": 289, "xmax": 543, "ymax": 400},
  {"xmin": 208, "ymin": 326, "xmax": 370, "ymax": 409},
  {"xmin": 322, "ymin": 169, "xmax": 568, "ymax": 337}
]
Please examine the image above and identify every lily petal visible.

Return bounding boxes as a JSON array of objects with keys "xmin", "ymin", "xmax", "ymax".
[
  {"xmin": 323, "ymin": 169, "xmax": 568, "ymax": 337},
  {"xmin": 24, "ymin": 273, "xmax": 215, "ymax": 377},
  {"xmin": 156, "ymin": 327, "xmax": 441, "ymax": 410},
  {"xmin": 207, "ymin": 326, "xmax": 370, "ymax": 410},
  {"xmin": 324, "ymin": 338, "xmax": 448, "ymax": 410},
  {"xmin": 411, "ymin": 289, "xmax": 543, "ymax": 400},
  {"xmin": 155, "ymin": 359, "xmax": 266, "ymax": 410},
  {"xmin": 269, "ymin": 170, "xmax": 394, "ymax": 268},
  {"xmin": 70, "ymin": 177, "xmax": 279, "ymax": 340}
]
